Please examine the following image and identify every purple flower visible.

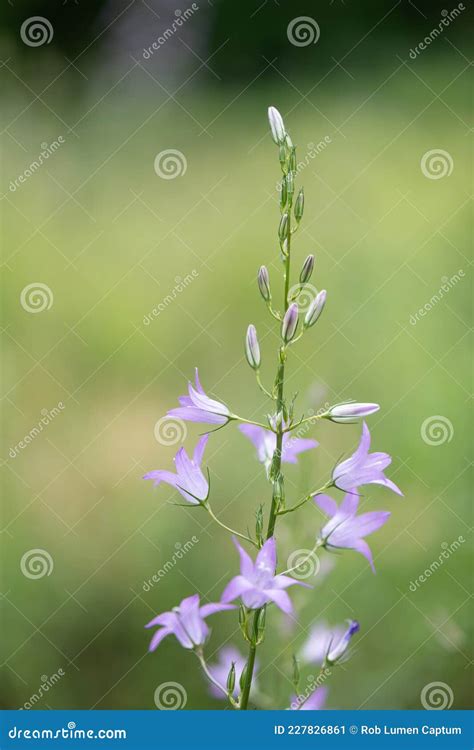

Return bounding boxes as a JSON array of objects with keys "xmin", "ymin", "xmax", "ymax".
[
  {"xmin": 208, "ymin": 646, "xmax": 259, "ymax": 699},
  {"xmin": 327, "ymin": 402, "xmax": 380, "ymax": 423},
  {"xmin": 143, "ymin": 435, "xmax": 209, "ymax": 504},
  {"xmin": 282, "ymin": 303, "xmax": 299, "ymax": 343},
  {"xmin": 314, "ymin": 491, "xmax": 390, "ymax": 572},
  {"xmin": 291, "ymin": 686, "xmax": 328, "ymax": 711},
  {"xmin": 221, "ymin": 537, "xmax": 307, "ymax": 614},
  {"xmin": 332, "ymin": 422, "xmax": 403, "ymax": 495},
  {"xmin": 145, "ymin": 594, "xmax": 235, "ymax": 652},
  {"xmin": 300, "ymin": 621, "xmax": 346, "ymax": 665},
  {"xmin": 168, "ymin": 368, "xmax": 230, "ymax": 425},
  {"xmin": 239, "ymin": 424, "xmax": 317, "ymax": 472},
  {"xmin": 326, "ymin": 620, "xmax": 360, "ymax": 663}
]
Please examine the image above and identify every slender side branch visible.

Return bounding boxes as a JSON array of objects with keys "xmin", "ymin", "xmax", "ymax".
[{"xmin": 204, "ymin": 502, "xmax": 258, "ymax": 548}]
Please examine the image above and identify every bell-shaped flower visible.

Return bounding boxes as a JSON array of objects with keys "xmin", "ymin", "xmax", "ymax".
[
  {"xmin": 145, "ymin": 594, "xmax": 235, "ymax": 652},
  {"xmin": 168, "ymin": 368, "xmax": 230, "ymax": 425},
  {"xmin": 143, "ymin": 435, "xmax": 209, "ymax": 504},
  {"xmin": 326, "ymin": 620, "xmax": 360, "ymax": 664},
  {"xmin": 332, "ymin": 422, "xmax": 403, "ymax": 495},
  {"xmin": 208, "ymin": 646, "xmax": 259, "ymax": 700},
  {"xmin": 300, "ymin": 621, "xmax": 346, "ymax": 665},
  {"xmin": 239, "ymin": 424, "xmax": 317, "ymax": 474},
  {"xmin": 221, "ymin": 537, "xmax": 308, "ymax": 614},
  {"xmin": 314, "ymin": 491, "xmax": 390, "ymax": 572}
]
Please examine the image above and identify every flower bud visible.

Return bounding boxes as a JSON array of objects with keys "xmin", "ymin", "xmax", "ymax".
[
  {"xmin": 257, "ymin": 266, "xmax": 271, "ymax": 301},
  {"xmin": 285, "ymin": 170, "xmax": 294, "ymax": 199},
  {"xmin": 280, "ymin": 179, "xmax": 287, "ymax": 209},
  {"xmin": 245, "ymin": 324, "xmax": 260, "ymax": 370},
  {"xmin": 239, "ymin": 661, "xmax": 249, "ymax": 691},
  {"xmin": 294, "ymin": 188, "xmax": 304, "ymax": 222},
  {"xmin": 278, "ymin": 212, "xmax": 289, "ymax": 242},
  {"xmin": 226, "ymin": 662, "xmax": 236, "ymax": 694},
  {"xmin": 282, "ymin": 303, "xmax": 299, "ymax": 343},
  {"xmin": 292, "ymin": 654, "xmax": 300, "ymax": 690},
  {"xmin": 256, "ymin": 607, "xmax": 266, "ymax": 644},
  {"xmin": 299, "ymin": 254, "xmax": 314, "ymax": 284},
  {"xmin": 304, "ymin": 290, "xmax": 326, "ymax": 328},
  {"xmin": 327, "ymin": 620, "xmax": 360, "ymax": 664},
  {"xmin": 327, "ymin": 402, "xmax": 380, "ymax": 423},
  {"xmin": 289, "ymin": 147, "xmax": 296, "ymax": 172},
  {"xmin": 255, "ymin": 505, "xmax": 264, "ymax": 546},
  {"xmin": 268, "ymin": 106, "xmax": 286, "ymax": 145}
]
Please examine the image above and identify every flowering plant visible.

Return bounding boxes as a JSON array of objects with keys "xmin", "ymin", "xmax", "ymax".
[{"xmin": 144, "ymin": 107, "xmax": 402, "ymax": 709}]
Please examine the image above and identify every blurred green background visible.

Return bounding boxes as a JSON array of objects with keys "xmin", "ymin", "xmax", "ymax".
[{"xmin": 1, "ymin": 0, "xmax": 472, "ymax": 711}]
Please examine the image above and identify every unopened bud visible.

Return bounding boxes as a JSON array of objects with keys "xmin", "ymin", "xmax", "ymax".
[
  {"xmin": 280, "ymin": 179, "xmax": 287, "ymax": 209},
  {"xmin": 327, "ymin": 620, "xmax": 360, "ymax": 664},
  {"xmin": 256, "ymin": 607, "xmax": 266, "ymax": 644},
  {"xmin": 268, "ymin": 106, "xmax": 286, "ymax": 145},
  {"xmin": 239, "ymin": 661, "xmax": 249, "ymax": 691},
  {"xmin": 292, "ymin": 654, "xmax": 300, "ymax": 690},
  {"xmin": 327, "ymin": 402, "xmax": 380, "ymax": 423},
  {"xmin": 226, "ymin": 662, "xmax": 236, "ymax": 694},
  {"xmin": 304, "ymin": 290, "xmax": 326, "ymax": 328},
  {"xmin": 289, "ymin": 147, "xmax": 296, "ymax": 172},
  {"xmin": 294, "ymin": 188, "xmax": 304, "ymax": 222},
  {"xmin": 257, "ymin": 266, "xmax": 271, "ymax": 302},
  {"xmin": 299, "ymin": 254, "xmax": 314, "ymax": 284},
  {"xmin": 278, "ymin": 212, "xmax": 289, "ymax": 242},
  {"xmin": 282, "ymin": 303, "xmax": 299, "ymax": 343},
  {"xmin": 255, "ymin": 505, "xmax": 264, "ymax": 546},
  {"xmin": 286, "ymin": 170, "xmax": 294, "ymax": 199},
  {"xmin": 245, "ymin": 324, "xmax": 260, "ymax": 370}
]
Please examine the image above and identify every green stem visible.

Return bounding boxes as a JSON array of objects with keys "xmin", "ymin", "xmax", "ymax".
[
  {"xmin": 277, "ymin": 482, "xmax": 331, "ymax": 516},
  {"xmin": 204, "ymin": 502, "xmax": 258, "ymax": 548},
  {"xmin": 240, "ymin": 188, "xmax": 293, "ymax": 711}
]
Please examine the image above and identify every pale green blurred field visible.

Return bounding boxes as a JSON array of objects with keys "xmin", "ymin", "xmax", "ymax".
[{"xmin": 1, "ymin": 52, "xmax": 472, "ymax": 710}]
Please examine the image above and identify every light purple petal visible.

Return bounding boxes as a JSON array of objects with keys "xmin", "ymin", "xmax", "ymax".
[
  {"xmin": 371, "ymin": 476, "xmax": 404, "ymax": 496},
  {"xmin": 233, "ymin": 537, "xmax": 255, "ymax": 578},
  {"xmin": 339, "ymin": 491, "xmax": 360, "ymax": 516},
  {"xmin": 193, "ymin": 434, "xmax": 209, "ymax": 466},
  {"xmin": 340, "ymin": 510, "xmax": 391, "ymax": 540},
  {"xmin": 273, "ymin": 574, "xmax": 310, "ymax": 590},
  {"xmin": 333, "ymin": 421, "xmax": 371, "ymax": 482},
  {"xmin": 314, "ymin": 493, "xmax": 338, "ymax": 517},
  {"xmin": 281, "ymin": 436, "xmax": 318, "ymax": 463},
  {"xmin": 194, "ymin": 368, "xmax": 205, "ymax": 395},
  {"xmin": 143, "ymin": 469, "xmax": 179, "ymax": 489},
  {"xmin": 200, "ymin": 602, "xmax": 236, "ymax": 617},
  {"xmin": 168, "ymin": 406, "xmax": 228, "ymax": 425},
  {"xmin": 221, "ymin": 575, "xmax": 253, "ymax": 603},
  {"xmin": 351, "ymin": 538, "xmax": 376, "ymax": 572},
  {"xmin": 145, "ymin": 611, "xmax": 175, "ymax": 629},
  {"xmin": 148, "ymin": 627, "xmax": 171, "ymax": 652},
  {"xmin": 298, "ymin": 686, "xmax": 328, "ymax": 710},
  {"xmin": 188, "ymin": 383, "xmax": 229, "ymax": 417},
  {"xmin": 266, "ymin": 588, "xmax": 293, "ymax": 614},
  {"xmin": 241, "ymin": 587, "xmax": 270, "ymax": 610},
  {"xmin": 256, "ymin": 537, "xmax": 277, "ymax": 576}
]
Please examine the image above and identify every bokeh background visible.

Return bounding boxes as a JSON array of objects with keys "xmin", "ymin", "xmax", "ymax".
[{"xmin": 1, "ymin": 0, "xmax": 472, "ymax": 711}]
